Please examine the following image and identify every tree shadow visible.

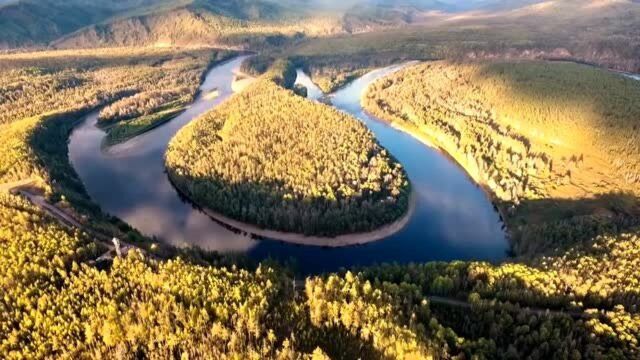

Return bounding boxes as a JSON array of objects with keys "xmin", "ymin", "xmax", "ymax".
[
  {"xmin": 473, "ymin": 61, "xmax": 640, "ymax": 184},
  {"xmin": 503, "ymin": 191, "xmax": 640, "ymax": 257},
  {"xmin": 167, "ymin": 168, "xmax": 410, "ymax": 238}
]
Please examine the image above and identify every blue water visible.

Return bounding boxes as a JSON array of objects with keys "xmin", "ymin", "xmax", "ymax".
[{"xmin": 69, "ymin": 57, "xmax": 508, "ymax": 275}]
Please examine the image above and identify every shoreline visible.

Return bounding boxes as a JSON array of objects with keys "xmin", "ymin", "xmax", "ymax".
[
  {"xmin": 354, "ymin": 59, "xmax": 640, "ymax": 247},
  {"xmin": 100, "ymin": 107, "xmax": 186, "ymax": 149},
  {"xmin": 168, "ymin": 172, "xmax": 416, "ymax": 247},
  {"xmin": 305, "ymin": 64, "xmax": 511, "ymax": 244},
  {"xmin": 362, "ymin": 109, "xmax": 512, "ymax": 242}
]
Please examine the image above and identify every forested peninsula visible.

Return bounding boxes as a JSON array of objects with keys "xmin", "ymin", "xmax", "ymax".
[{"xmin": 166, "ymin": 69, "xmax": 411, "ymax": 239}]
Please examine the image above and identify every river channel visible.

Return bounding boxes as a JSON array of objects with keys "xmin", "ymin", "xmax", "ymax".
[{"xmin": 69, "ymin": 56, "xmax": 508, "ymax": 274}]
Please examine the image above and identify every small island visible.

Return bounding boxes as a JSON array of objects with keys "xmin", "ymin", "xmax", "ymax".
[{"xmin": 165, "ymin": 77, "xmax": 411, "ymax": 243}]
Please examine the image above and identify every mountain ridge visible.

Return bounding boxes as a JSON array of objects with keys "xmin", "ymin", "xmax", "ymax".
[{"xmin": 0, "ymin": 0, "xmax": 562, "ymax": 49}]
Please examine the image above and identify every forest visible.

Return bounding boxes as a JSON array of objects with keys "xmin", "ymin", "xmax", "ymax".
[
  {"xmin": 1, "ymin": 187, "xmax": 638, "ymax": 358},
  {"xmin": 1, "ymin": 0, "xmax": 640, "ymax": 356},
  {"xmin": 0, "ymin": 47, "xmax": 229, "ymax": 154},
  {"xmin": 363, "ymin": 60, "xmax": 640, "ymax": 256},
  {"xmin": 166, "ymin": 71, "xmax": 410, "ymax": 237},
  {"xmin": 0, "ymin": 47, "xmax": 235, "ymax": 248}
]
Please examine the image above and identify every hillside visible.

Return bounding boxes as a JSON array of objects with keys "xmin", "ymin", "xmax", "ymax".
[
  {"xmin": 363, "ymin": 60, "xmax": 640, "ymax": 256},
  {"xmin": 51, "ymin": 1, "xmax": 346, "ymax": 50},
  {"xmin": 0, "ymin": 0, "xmax": 192, "ymax": 48},
  {"xmin": 0, "ymin": 0, "xmax": 330, "ymax": 49},
  {"xmin": 281, "ymin": 0, "xmax": 640, "ymax": 92}
]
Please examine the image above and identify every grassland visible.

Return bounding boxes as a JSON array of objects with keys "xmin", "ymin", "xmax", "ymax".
[{"xmin": 363, "ymin": 60, "xmax": 640, "ymax": 256}]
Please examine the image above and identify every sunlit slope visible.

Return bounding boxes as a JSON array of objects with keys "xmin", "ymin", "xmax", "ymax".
[
  {"xmin": 364, "ymin": 61, "xmax": 640, "ymax": 254},
  {"xmin": 0, "ymin": 0, "xmax": 339, "ymax": 49},
  {"xmin": 166, "ymin": 77, "xmax": 409, "ymax": 237},
  {"xmin": 52, "ymin": 0, "xmax": 343, "ymax": 49},
  {"xmin": 288, "ymin": 0, "xmax": 640, "ymax": 91}
]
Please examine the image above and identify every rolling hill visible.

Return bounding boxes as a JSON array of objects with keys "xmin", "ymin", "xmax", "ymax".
[
  {"xmin": 0, "ymin": 0, "xmax": 324, "ymax": 49},
  {"xmin": 0, "ymin": 0, "xmax": 571, "ymax": 50},
  {"xmin": 0, "ymin": 0, "xmax": 193, "ymax": 48}
]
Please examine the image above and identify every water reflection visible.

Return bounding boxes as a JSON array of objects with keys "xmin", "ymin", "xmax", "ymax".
[
  {"xmin": 69, "ymin": 56, "xmax": 260, "ymax": 253},
  {"xmin": 69, "ymin": 57, "xmax": 508, "ymax": 275},
  {"xmin": 294, "ymin": 69, "xmax": 323, "ymax": 101},
  {"xmin": 323, "ymin": 66, "xmax": 506, "ymax": 246}
]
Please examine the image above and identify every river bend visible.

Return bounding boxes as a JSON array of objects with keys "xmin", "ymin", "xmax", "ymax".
[{"xmin": 69, "ymin": 57, "xmax": 508, "ymax": 274}]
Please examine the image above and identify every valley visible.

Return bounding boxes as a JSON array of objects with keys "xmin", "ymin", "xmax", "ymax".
[
  {"xmin": 69, "ymin": 58, "xmax": 506, "ymax": 272},
  {"xmin": 1, "ymin": 1, "xmax": 639, "ymax": 359}
]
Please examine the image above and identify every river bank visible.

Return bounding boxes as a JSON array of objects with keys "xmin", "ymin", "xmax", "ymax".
[
  {"xmin": 372, "ymin": 113, "xmax": 511, "ymax": 239},
  {"xmin": 70, "ymin": 58, "xmax": 507, "ymax": 274},
  {"xmin": 359, "ymin": 60, "xmax": 640, "ymax": 256},
  {"xmin": 172, "ymin": 177, "xmax": 416, "ymax": 247}
]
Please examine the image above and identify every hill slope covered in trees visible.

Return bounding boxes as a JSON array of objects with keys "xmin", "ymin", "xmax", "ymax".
[
  {"xmin": 0, "ymin": 44, "xmax": 639, "ymax": 358},
  {"xmin": 280, "ymin": 0, "xmax": 640, "ymax": 92},
  {"xmin": 363, "ymin": 60, "xmax": 640, "ymax": 256},
  {"xmin": 0, "ymin": 0, "xmax": 192, "ymax": 48}
]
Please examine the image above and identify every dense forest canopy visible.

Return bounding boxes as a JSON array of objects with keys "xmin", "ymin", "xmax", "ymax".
[
  {"xmin": 0, "ymin": 0, "xmax": 640, "ymax": 357},
  {"xmin": 0, "ymin": 48, "xmax": 233, "ymax": 187},
  {"xmin": 363, "ymin": 60, "xmax": 640, "ymax": 256},
  {"xmin": 1, "ymin": 188, "xmax": 638, "ymax": 358},
  {"xmin": 166, "ymin": 74, "xmax": 410, "ymax": 237}
]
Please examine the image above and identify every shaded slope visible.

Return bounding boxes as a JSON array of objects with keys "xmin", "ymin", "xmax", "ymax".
[{"xmin": 0, "ymin": 0, "xmax": 188, "ymax": 48}]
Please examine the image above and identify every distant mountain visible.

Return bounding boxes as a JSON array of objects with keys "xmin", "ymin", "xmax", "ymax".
[
  {"xmin": 0, "ymin": 0, "xmax": 311, "ymax": 48},
  {"xmin": 0, "ymin": 0, "xmax": 632, "ymax": 49},
  {"xmin": 0, "ymin": 0, "xmax": 189, "ymax": 48}
]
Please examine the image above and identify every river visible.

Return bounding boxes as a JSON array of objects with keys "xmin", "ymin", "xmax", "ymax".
[{"xmin": 69, "ymin": 56, "xmax": 508, "ymax": 274}]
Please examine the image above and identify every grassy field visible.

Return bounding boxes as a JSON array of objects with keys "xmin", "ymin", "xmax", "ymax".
[{"xmin": 363, "ymin": 60, "xmax": 640, "ymax": 255}]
